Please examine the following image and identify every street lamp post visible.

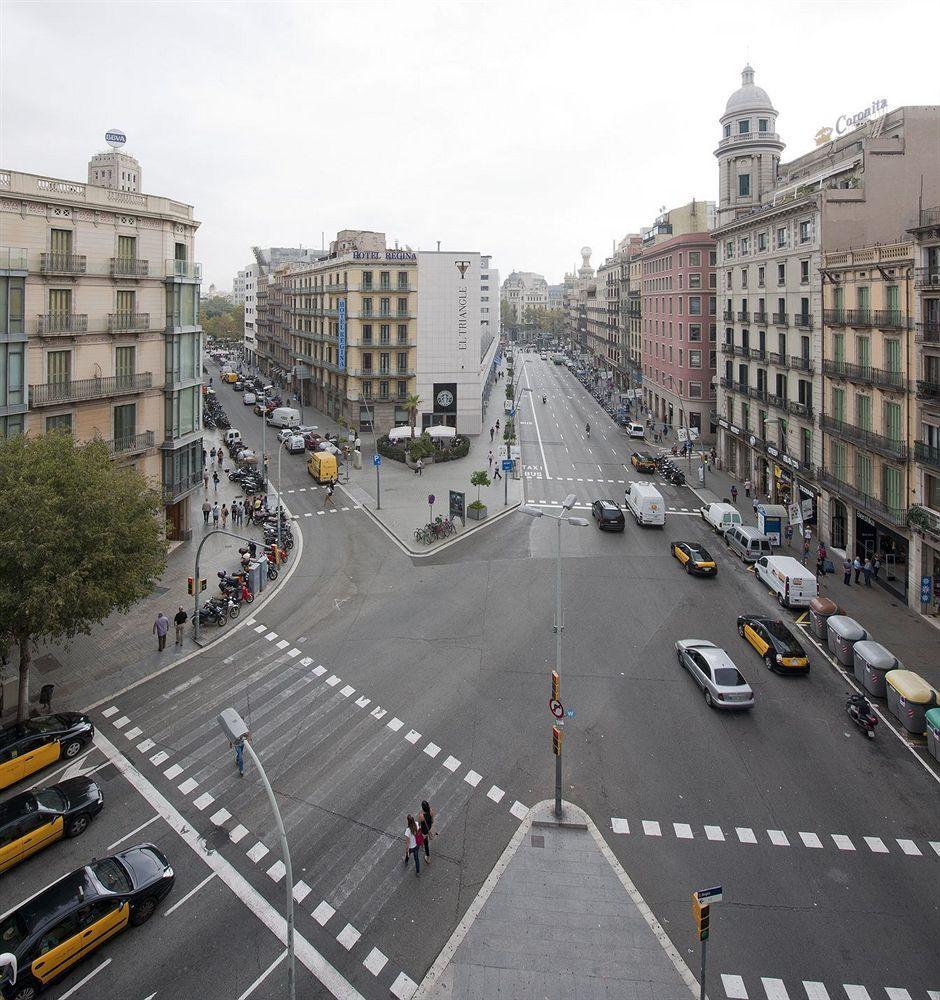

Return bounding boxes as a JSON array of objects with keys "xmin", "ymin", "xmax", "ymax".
[
  {"xmin": 260, "ymin": 383, "xmax": 273, "ymax": 504},
  {"xmin": 519, "ymin": 495, "xmax": 588, "ymax": 818},
  {"xmin": 217, "ymin": 709, "xmax": 294, "ymax": 1000}
]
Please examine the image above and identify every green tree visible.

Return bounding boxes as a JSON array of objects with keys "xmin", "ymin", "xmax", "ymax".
[
  {"xmin": 404, "ymin": 394, "xmax": 422, "ymax": 437},
  {"xmin": 0, "ymin": 433, "xmax": 168, "ymax": 720},
  {"xmin": 470, "ymin": 469, "xmax": 491, "ymax": 504}
]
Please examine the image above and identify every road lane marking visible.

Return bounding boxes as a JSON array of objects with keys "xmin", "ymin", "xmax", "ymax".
[
  {"xmin": 313, "ymin": 900, "xmax": 336, "ymax": 925},
  {"xmin": 761, "ymin": 978, "xmax": 789, "ymax": 1000},
  {"xmin": 464, "ymin": 770, "xmax": 482, "ymax": 787},
  {"xmin": 113, "ymin": 715, "xmax": 130, "ymax": 729},
  {"xmin": 150, "ymin": 751, "xmax": 169, "ymax": 766},
  {"xmin": 229, "ymin": 824, "xmax": 249, "ymax": 843},
  {"xmin": 523, "ymin": 363, "xmax": 550, "ymax": 477},
  {"xmin": 164, "ymin": 872, "xmax": 218, "ymax": 916},
  {"xmin": 705, "ymin": 825, "xmax": 725, "ymax": 841},
  {"xmin": 832, "ymin": 834, "xmax": 855, "ymax": 850},
  {"xmin": 363, "ymin": 947, "xmax": 388, "ymax": 976},
  {"xmin": 864, "ymin": 836, "xmax": 889, "ymax": 853},
  {"xmin": 799, "ymin": 832, "xmax": 823, "ymax": 848},
  {"xmin": 674, "ymin": 823, "xmax": 694, "ymax": 839},
  {"xmin": 193, "ymin": 792, "xmax": 215, "ymax": 810},
  {"xmin": 106, "ymin": 814, "xmax": 160, "ymax": 850},
  {"xmin": 896, "ymin": 838, "xmax": 921, "ymax": 855},
  {"xmin": 611, "ymin": 818, "xmax": 629, "ymax": 834},
  {"xmin": 102, "ymin": 706, "xmax": 119, "ymax": 718},
  {"xmin": 391, "ymin": 972, "xmax": 418, "ymax": 999},
  {"xmin": 487, "ymin": 785, "xmax": 504, "ymax": 803},
  {"xmin": 442, "ymin": 755, "xmax": 460, "ymax": 772},
  {"xmin": 56, "ymin": 958, "xmax": 112, "ymax": 999},
  {"xmin": 292, "ymin": 881, "xmax": 312, "ymax": 903},
  {"xmin": 178, "ymin": 777, "xmax": 199, "ymax": 794},
  {"xmin": 404, "ymin": 729, "xmax": 421, "ymax": 744},
  {"xmin": 125, "ymin": 726, "xmax": 143, "ymax": 740},
  {"xmin": 210, "ymin": 808, "xmax": 232, "ymax": 826},
  {"xmin": 642, "ymin": 820, "xmax": 661, "ymax": 836},
  {"xmin": 844, "ymin": 988, "xmax": 871, "ymax": 1000},
  {"xmin": 137, "ymin": 738, "xmax": 156, "ymax": 753},
  {"xmin": 267, "ymin": 860, "xmax": 286, "ymax": 882},
  {"xmin": 768, "ymin": 829, "xmax": 789, "ymax": 847},
  {"xmin": 91, "ymin": 732, "xmax": 368, "ymax": 1000},
  {"xmin": 164, "ymin": 764, "xmax": 184, "ymax": 779},
  {"xmin": 236, "ymin": 950, "xmax": 286, "ymax": 1000},
  {"xmin": 337, "ymin": 923, "xmax": 361, "ymax": 950},
  {"xmin": 736, "ymin": 827, "xmax": 758, "ymax": 843},
  {"xmin": 510, "ymin": 801, "xmax": 528, "ymax": 820},
  {"xmin": 247, "ymin": 842, "xmax": 270, "ymax": 863},
  {"xmin": 721, "ymin": 974, "xmax": 748, "ymax": 998},
  {"xmin": 802, "ymin": 984, "xmax": 830, "ymax": 1000}
]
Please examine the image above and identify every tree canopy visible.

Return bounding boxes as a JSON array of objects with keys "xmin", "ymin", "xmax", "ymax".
[
  {"xmin": 0, "ymin": 433, "xmax": 168, "ymax": 719},
  {"xmin": 202, "ymin": 296, "xmax": 244, "ymax": 344}
]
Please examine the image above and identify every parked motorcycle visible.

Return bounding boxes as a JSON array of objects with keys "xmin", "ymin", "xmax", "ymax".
[
  {"xmin": 846, "ymin": 692, "xmax": 877, "ymax": 739},
  {"xmin": 206, "ymin": 594, "xmax": 241, "ymax": 621},
  {"xmin": 194, "ymin": 601, "xmax": 227, "ymax": 628}
]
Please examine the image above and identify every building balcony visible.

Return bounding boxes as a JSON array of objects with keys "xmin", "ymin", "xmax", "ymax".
[
  {"xmin": 37, "ymin": 312, "xmax": 87, "ymax": 336},
  {"xmin": 915, "ymin": 267, "xmax": 940, "ymax": 290},
  {"xmin": 107, "ymin": 430, "xmax": 155, "ymax": 457},
  {"xmin": 795, "ymin": 313, "xmax": 813, "ymax": 330},
  {"xmin": 916, "ymin": 321, "xmax": 940, "ymax": 344},
  {"xmin": 773, "ymin": 312, "xmax": 788, "ymax": 326},
  {"xmin": 107, "ymin": 311, "xmax": 150, "ymax": 333},
  {"xmin": 40, "ymin": 252, "xmax": 86, "ymax": 275},
  {"xmin": 165, "ymin": 260, "xmax": 202, "ymax": 281},
  {"xmin": 162, "ymin": 470, "xmax": 204, "ymax": 504},
  {"xmin": 820, "ymin": 414, "xmax": 908, "ymax": 461},
  {"xmin": 788, "ymin": 355, "xmax": 814, "ymax": 373},
  {"xmin": 719, "ymin": 376, "xmax": 733, "ymax": 390},
  {"xmin": 737, "ymin": 310, "xmax": 750, "ymax": 323},
  {"xmin": 733, "ymin": 381, "xmax": 749, "ymax": 395},
  {"xmin": 0, "ymin": 246, "xmax": 28, "ymax": 271},
  {"xmin": 915, "ymin": 440, "xmax": 940, "ymax": 470},
  {"xmin": 908, "ymin": 504, "xmax": 940, "ymax": 543},
  {"xmin": 722, "ymin": 310, "xmax": 734, "ymax": 322},
  {"xmin": 787, "ymin": 399, "xmax": 813, "ymax": 418},
  {"xmin": 915, "ymin": 379, "xmax": 940, "ymax": 406},
  {"xmin": 844, "ymin": 309, "xmax": 872, "ymax": 327},
  {"xmin": 749, "ymin": 347, "xmax": 766, "ymax": 361},
  {"xmin": 753, "ymin": 311, "xmax": 768, "ymax": 325},
  {"xmin": 872, "ymin": 309, "xmax": 907, "ymax": 329},
  {"xmin": 768, "ymin": 351, "xmax": 786, "ymax": 366},
  {"xmin": 747, "ymin": 386, "xmax": 768, "ymax": 402},
  {"xmin": 29, "ymin": 372, "xmax": 154, "ymax": 406},
  {"xmin": 816, "ymin": 468, "xmax": 908, "ymax": 527},
  {"xmin": 822, "ymin": 360, "xmax": 904, "ymax": 391},
  {"xmin": 718, "ymin": 130, "xmax": 782, "ymax": 150},
  {"xmin": 720, "ymin": 342, "xmax": 734, "ymax": 355},
  {"xmin": 110, "ymin": 257, "xmax": 150, "ymax": 278},
  {"xmin": 768, "ymin": 393, "xmax": 788, "ymax": 411},
  {"xmin": 824, "ymin": 308, "xmax": 846, "ymax": 326}
]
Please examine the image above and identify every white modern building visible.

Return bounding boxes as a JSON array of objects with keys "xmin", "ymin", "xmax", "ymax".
[{"xmin": 236, "ymin": 264, "xmax": 257, "ymax": 363}]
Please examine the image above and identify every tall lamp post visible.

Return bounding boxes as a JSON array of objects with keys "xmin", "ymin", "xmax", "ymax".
[
  {"xmin": 260, "ymin": 383, "xmax": 274, "ymax": 503},
  {"xmin": 518, "ymin": 495, "xmax": 588, "ymax": 818},
  {"xmin": 217, "ymin": 708, "xmax": 295, "ymax": 1000}
]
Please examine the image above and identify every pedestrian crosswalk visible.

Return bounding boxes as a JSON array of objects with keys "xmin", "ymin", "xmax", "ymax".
[
  {"xmin": 98, "ymin": 620, "xmax": 530, "ymax": 999},
  {"xmin": 609, "ymin": 816, "xmax": 939, "ymax": 860},
  {"xmin": 720, "ymin": 973, "xmax": 939, "ymax": 1000}
]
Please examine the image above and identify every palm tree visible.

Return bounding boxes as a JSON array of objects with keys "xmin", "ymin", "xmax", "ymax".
[{"xmin": 405, "ymin": 394, "xmax": 421, "ymax": 437}]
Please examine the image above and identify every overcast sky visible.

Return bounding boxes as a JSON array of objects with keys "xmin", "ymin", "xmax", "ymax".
[{"xmin": 2, "ymin": 0, "xmax": 939, "ymax": 291}]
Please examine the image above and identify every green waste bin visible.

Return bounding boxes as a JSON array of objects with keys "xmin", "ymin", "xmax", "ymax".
[{"xmin": 926, "ymin": 707, "xmax": 940, "ymax": 763}]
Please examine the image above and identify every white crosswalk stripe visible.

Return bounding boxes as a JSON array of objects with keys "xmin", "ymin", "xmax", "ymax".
[{"xmin": 719, "ymin": 977, "xmax": 928, "ymax": 1000}]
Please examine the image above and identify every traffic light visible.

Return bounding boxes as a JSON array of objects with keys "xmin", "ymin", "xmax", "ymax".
[
  {"xmin": 187, "ymin": 577, "xmax": 195, "ymax": 595},
  {"xmin": 552, "ymin": 726, "xmax": 563, "ymax": 756},
  {"xmin": 692, "ymin": 897, "xmax": 710, "ymax": 941},
  {"xmin": 200, "ymin": 578, "xmax": 207, "ymax": 592},
  {"xmin": 551, "ymin": 670, "xmax": 560, "ymax": 704}
]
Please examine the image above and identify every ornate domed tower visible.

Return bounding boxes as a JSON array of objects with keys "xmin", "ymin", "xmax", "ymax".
[
  {"xmin": 715, "ymin": 65, "xmax": 785, "ymax": 226},
  {"xmin": 578, "ymin": 246, "xmax": 593, "ymax": 279}
]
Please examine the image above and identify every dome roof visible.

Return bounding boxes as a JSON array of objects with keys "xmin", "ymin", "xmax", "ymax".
[{"xmin": 724, "ymin": 65, "xmax": 775, "ymax": 116}]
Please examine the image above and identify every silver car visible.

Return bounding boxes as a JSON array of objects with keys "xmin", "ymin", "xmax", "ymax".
[{"xmin": 675, "ymin": 639, "xmax": 754, "ymax": 710}]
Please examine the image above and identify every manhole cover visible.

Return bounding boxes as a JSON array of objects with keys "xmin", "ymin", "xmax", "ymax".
[
  {"xmin": 92, "ymin": 763, "xmax": 119, "ymax": 784},
  {"xmin": 530, "ymin": 834, "xmax": 545, "ymax": 848},
  {"xmin": 205, "ymin": 828, "xmax": 228, "ymax": 852},
  {"xmin": 33, "ymin": 654, "xmax": 64, "ymax": 674},
  {"xmin": 152, "ymin": 586, "xmax": 170, "ymax": 597}
]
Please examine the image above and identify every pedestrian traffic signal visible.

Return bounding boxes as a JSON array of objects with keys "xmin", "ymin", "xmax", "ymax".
[
  {"xmin": 552, "ymin": 726, "xmax": 563, "ymax": 756},
  {"xmin": 691, "ymin": 896, "xmax": 710, "ymax": 941},
  {"xmin": 187, "ymin": 577, "xmax": 194, "ymax": 595},
  {"xmin": 551, "ymin": 670, "xmax": 560, "ymax": 704}
]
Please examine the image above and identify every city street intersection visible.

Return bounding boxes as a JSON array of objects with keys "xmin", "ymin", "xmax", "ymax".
[{"xmin": 4, "ymin": 357, "xmax": 937, "ymax": 1000}]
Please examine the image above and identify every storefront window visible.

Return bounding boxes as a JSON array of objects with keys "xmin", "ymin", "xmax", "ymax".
[{"xmin": 830, "ymin": 499, "xmax": 847, "ymax": 549}]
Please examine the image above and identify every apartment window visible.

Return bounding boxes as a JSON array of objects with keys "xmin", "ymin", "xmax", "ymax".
[
  {"xmin": 799, "ymin": 220, "xmax": 812, "ymax": 244},
  {"xmin": 47, "ymin": 350, "xmax": 71, "ymax": 386},
  {"xmin": 688, "ymin": 382, "xmax": 702, "ymax": 399},
  {"xmin": 726, "ymin": 270, "xmax": 733, "ymax": 290},
  {"xmin": 379, "ymin": 271, "xmax": 391, "ymax": 290},
  {"xmin": 886, "ymin": 285, "xmax": 900, "ymax": 324},
  {"xmin": 776, "ymin": 227, "xmax": 788, "ymax": 249},
  {"xmin": 777, "ymin": 263, "xmax": 786, "ymax": 285},
  {"xmin": 800, "ymin": 260, "xmax": 810, "ymax": 284},
  {"xmin": 741, "ymin": 268, "xmax": 748, "ymax": 289},
  {"xmin": 855, "ymin": 453, "xmax": 873, "ymax": 495},
  {"xmin": 724, "ymin": 123, "xmax": 732, "ymax": 139},
  {"xmin": 758, "ymin": 266, "xmax": 765, "ymax": 288},
  {"xmin": 688, "ymin": 296, "xmax": 702, "ymax": 316},
  {"xmin": 738, "ymin": 174, "xmax": 751, "ymax": 197},
  {"xmin": 758, "ymin": 118, "xmax": 769, "ymax": 132},
  {"xmin": 831, "ymin": 387, "xmax": 845, "ymax": 422},
  {"xmin": 361, "ymin": 272, "xmax": 373, "ymax": 290},
  {"xmin": 361, "ymin": 297, "xmax": 373, "ymax": 316},
  {"xmin": 689, "ymin": 323, "xmax": 702, "ymax": 342},
  {"xmin": 362, "ymin": 381, "xmax": 372, "ymax": 399},
  {"xmin": 45, "ymin": 413, "xmax": 72, "ymax": 434},
  {"xmin": 884, "ymin": 400, "xmax": 902, "ymax": 442},
  {"xmin": 397, "ymin": 351, "xmax": 408, "ymax": 373},
  {"xmin": 362, "ymin": 324, "xmax": 373, "ymax": 345},
  {"xmin": 738, "ymin": 119, "xmax": 750, "ymax": 134},
  {"xmin": 725, "ymin": 241, "xmax": 734, "ymax": 260},
  {"xmin": 757, "ymin": 232, "xmax": 767, "ymax": 252},
  {"xmin": 740, "ymin": 237, "xmax": 750, "ymax": 255},
  {"xmin": 379, "ymin": 380, "xmax": 389, "ymax": 399},
  {"xmin": 830, "ymin": 440, "xmax": 847, "ymax": 479},
  {"xmin": 115, "ymin": 345, "xmax": 136, "ymax": 384},
  {"xmin": 857, "ymin": 286, "xmax": 870, "ymax": 311},
  {"xmin": 689, "ymin": 350, "xmax": 702, "ymax": 368},
  {"xmin": 397, "ymin": 297, "xmax": 408, "ymax": 317},
  {"xmin": 884, "ymin": 338, "xmax": 900, "ymax": 373},
  {"xmin": 710, "ymin": 251, "xmax": 717, "ymax": 266},
  {"xmin": 0, "ymin": 276, "xmax": 25, "ymax": 336},
  {"xmin": 833, "ymin": 333, "xmax": 844, "ymax": 363},
  {"xmin": 709, "ymin": 273, "xmax": 717, "ymax": 288},
  {"xmin": 688, "ymin": 251, "xmax": 701, "ymax": 266},
  {"xmin": 801, "ymin": 427, "xmax": 812, "ymax": 466},
  {"xmin": 397, "ymin": 271, "xmax": 410, "ymax": 290},
  {"xmin": 379, "ymin": 297, "xmax": 390, "ymax": 317},
  {"xmin": 362, "ymin": 352, "xmax": 373, "ymax": 374},
  {"xmin": 48, "ymin": 288, "xmax": 72, "ymax": 321},
  {"xmin": 397, "ymin": 380, "xmax": 408, "ymax": 399},
  {"xmin": 856, "ymin": 393, "xmax": 871, "ymax": 430},
  {"xmin": 882, "ymin": 465, "xmax": 902, "ymax": 513},
  {"xmin": 397, "ymin": 324, "xmax": 408, "ymax": 344},
  {"xmin": 113, "ymin": 402, "xmax": 136, "ymax": 446},
  {"xmin": 379, "ymin": 352, "xmax": 390, "ymax": 375},
  {"xmin": 857, "ymin": 335, "xmax": 870, "ymax": 369}
]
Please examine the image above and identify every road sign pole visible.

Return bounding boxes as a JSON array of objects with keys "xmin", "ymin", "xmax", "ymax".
[
  {"xmin": 554, "ymin": 514, "xmax": 563, "ymax": 819},
  {"xmin": 376, "ymin": 463, "xmax": 381, "ymax": 509},
  {"xmin": 700, "ymin": 937, "xmax": 706, "ymax": 1000},
  {"xmin": 504, "ymin": 463, "xmax": 509, "ymax": 506}
]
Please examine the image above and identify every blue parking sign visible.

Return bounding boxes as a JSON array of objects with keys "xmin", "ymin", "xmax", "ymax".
[
  {"xmin": 502, "ymin": 459, "xmax": 513, "ymax": 471},
  {"xmin": 373, "ymin": 454, "xmax": 382, "ymax": 467}
]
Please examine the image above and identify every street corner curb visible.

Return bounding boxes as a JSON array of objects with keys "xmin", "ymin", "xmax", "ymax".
[{"xmin": 413, "ymin": 799, "xmax": 536, "ymax": 1000}]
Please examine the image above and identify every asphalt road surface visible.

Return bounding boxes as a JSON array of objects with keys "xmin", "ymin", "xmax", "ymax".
[{"xmin": 3, "ymin": 356, "xmax": 935, "ymax": 1000}]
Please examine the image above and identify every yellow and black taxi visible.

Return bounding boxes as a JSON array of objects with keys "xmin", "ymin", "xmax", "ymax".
[
  {"xmin": 0, "ymin": 844, "xmax": 174, "ymax": 999},
  {"xmin": 0, "ymin": 778, "xmax": 104, "ymax": 875},
  {"xmin": 630, "ymin": 451, "xmax": 656, "ymax": 473},
  {"xmin": 669, "ymin": 540, "xmax": 718, "ymax": 576},
  {"xmin": 0, "ymin": 716, "xmax": 94, "ymax": 792},
  {"xmin": 736, "ymin": 615, "xmax": 810, "ymax": 673}
]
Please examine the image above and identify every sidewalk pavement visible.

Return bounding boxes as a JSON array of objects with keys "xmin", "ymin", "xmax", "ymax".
[
  {"xmin": 682, "ymin": 452, "xmax": 940, "ymax": 691},
  {"xmin": 415, "ymin": 799, "xmax": 696, "ymax": 1000}
]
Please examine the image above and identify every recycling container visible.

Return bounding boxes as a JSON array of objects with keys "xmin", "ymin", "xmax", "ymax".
[
  {"xmin": 809, "ymin": 596, "xmax": 839, "ymax": 640},
  {"xmin": 885, "ymin": 670, "xmax": 938, "ymax": 735},
  {"xmin": 826, "ymin": 615, "xmax": 867, "ymax": 667},
  {"xmin": 852, "ymin": 640, "xmax": 901, "ymax": 695},
  {"xmin": 926, "ymin": 707, "xmax": 940, "ymax": 763},
  {"xmin": 246, "ymin": 558, "xmax": 264, "ymax": 595}
]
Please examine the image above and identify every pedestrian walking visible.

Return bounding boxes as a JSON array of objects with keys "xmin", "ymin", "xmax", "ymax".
[
  {"xmin": 801, "ymin": 540, "xmax": 810, "ymax": 567},
  {"xmin": 217, "ymin": 450, "xmax": 223, "ymax": 467},
  {"xmin": 221, "ymin": 503, "xmax": 229, "ymax": 528},
  {"xmin": 853, "ymin": 555, "xmax": 862, "ymax": 584},
  {"xmin": 744, "ymin": 479, "xmax": 752, "ymax": 498},
  {"xmin": 174, "ymin": 606, "xmax": 188, "ymax": 646},
  {"xmin": 202, "ymin": 499, "xmax": 211, "ymax": 524},
  {"xmin": 730, "ymin": 484, "xmax": 738, "ymax": 504},
  {"xmin": 843, "ymin": 557, "xmax": 852, "ymax": 585},
  {"xmin": 202, "ymin": 448, "xmax": 207, "ymax": 467},
  {"xmin": 231, "ymin": 735, "xmax": 248, "ymax": 777},
  {"xmin": 231, "ymin": 499, "xmax": 240, "ymax": 526},
  {"xmin": 403, "ymin": 815, "xmax": 421, "ymax": 876},
  {"xmin": 495, "ymin": 419, "xmax": 500, "ymax": 432},
  {"xmin": 326, "ymin": 482, "xmax": 336, "ymax": 504},
  {"xmin": 752, "ymin": 496, "xmax": 759, "ymax": 515},
  {"xmin": 204, "ymin": 472, "xmax": 210, "ymax": 492},
  {"xmin": 863, "ymin": 558, "xmax": 873, "ymax": 587},
  {"xmin": 784, "ymin": 524, "xmax": 793, "ymax": 546},
  {"xmin": 816, "ymin": 543, "xmax": 827, "ymax": 577},
  {"xmin": 493, "ymin": 463, "xmax": 502, "ymax": 480},
  {"xmin": 210, "ymin": 446, "xmax": 217, "ymax": 463},
  {"xmin": 419, "ymin": 800, "xmax": 435, "ymax": 863},
  {"xmin": 212, "ymin": 471, "xmax": 220, "ymax": 492},
  {"xmin": 212, "ymin": 501, "xmax": 220, "ymax": 527},
  {"xmin": 488, "ymin": 450, "xmax": 493, "ymax": 470},
  {"xmin": 873, "ymin": 555, "xmax": 881, "ymax": 579},
  {"xmin": 415, "ymin": 459, "xmax": 423, "ymax": 476},
  {"xmin": 153, "ymin": 612, "xmax": 169, "ymax": 652}
]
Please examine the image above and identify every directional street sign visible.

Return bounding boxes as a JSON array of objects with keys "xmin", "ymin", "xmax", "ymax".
[
  {"xmin": 502, "ymin": 459, "xmax": 513, "ymax": 471},
  {"xmin": 695, "ymin": 885, "xmax": 723, "ymax": 903}
]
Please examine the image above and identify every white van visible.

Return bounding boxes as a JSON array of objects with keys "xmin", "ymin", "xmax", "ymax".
[
  {"xmin": 726, "ymin": 525, "xmax": 773, "ymax": 563},
  {"xmin": 624, "ymin": 481, "xmax": 665, "ymax": 526},
  {"xmin": 224, "ymin": 429, "xmax": 242, "ymax": 446},
  {"xmin": 754, "ymin": 555, "xmax": 818, "ymax": 608},
  {"xmin": 701, "ymin": 502, "xmax": 743, "ymax": 535},
  {"xmin": 266, "ymin": 407, "xmax": 301, "ymax": 429},
  {"xmin": 626, "ymin": 422, "xmax": 645, "ymax": 439}
]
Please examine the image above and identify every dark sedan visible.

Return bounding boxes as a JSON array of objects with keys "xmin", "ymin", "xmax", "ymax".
[
  {"xmin": 0, "ymin": 844, "xmax": 175, "ymax": 998},
  {"xmin": 0, "ymin": 715, "xmax": 94, "ymax": 792},
  {"xmin": 0, "ymin": 777, "xmax": 104, "ymax": 874},
  {"xmin": 737, "ymin": 615, "xmax": 810, "ymax": 673},
  {"xmin": 591, "ymin": 500, "xmax": 626, "ymax": 532}
]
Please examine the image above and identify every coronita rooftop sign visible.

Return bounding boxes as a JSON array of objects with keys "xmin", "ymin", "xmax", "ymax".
[{"xmin": 815, "ymin": 98, "xmax": 888, "ymax": 145}]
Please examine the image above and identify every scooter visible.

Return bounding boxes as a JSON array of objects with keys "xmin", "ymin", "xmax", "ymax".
[
  {"xmin": 194, "ymin": 601, "xmax": 228, "ymax": 628},
  {"xmin": 846, "ymin": 692, "xmax": 878, "ymax": 739}
]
